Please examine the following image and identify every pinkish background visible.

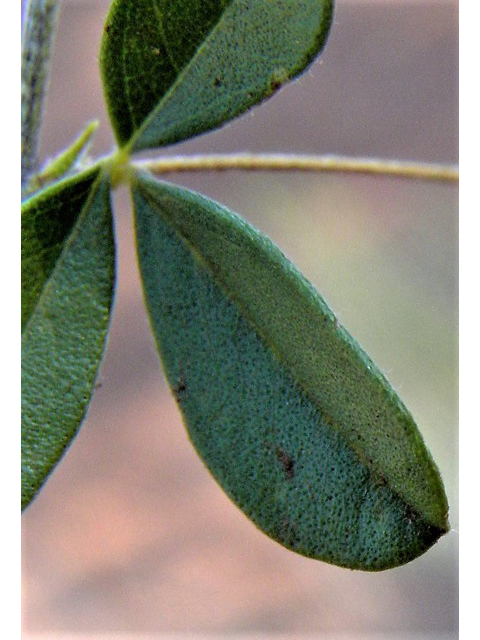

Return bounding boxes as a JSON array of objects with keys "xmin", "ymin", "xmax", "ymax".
[{"xmin": 22, "ymin": 0, "xmax": 458, "ymax": 637}]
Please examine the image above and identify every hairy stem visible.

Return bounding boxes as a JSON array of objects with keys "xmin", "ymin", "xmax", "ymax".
[
  {"xmin": 21, "ymin": 0, "xmax": 60, "ymax": 190},
  {"xmin": 135, "ymin": 153, "xmax": 459, "ymax": 183}
]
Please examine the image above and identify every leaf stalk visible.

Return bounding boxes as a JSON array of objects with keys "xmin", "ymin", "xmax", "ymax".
[{"xmin": 135, "ymin": 153, "xmax": 459, "ymax": 183}]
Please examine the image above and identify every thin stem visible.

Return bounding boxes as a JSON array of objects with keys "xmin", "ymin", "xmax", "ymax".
[
  {"xmin": 135, "ymin": 153, "xmax": 459, "ymax": 184},
  {"xmin": 21, "ymin": 0, "xmax": 61, "ymax": 189}
]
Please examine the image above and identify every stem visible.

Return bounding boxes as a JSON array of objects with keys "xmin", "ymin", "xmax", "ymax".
[
  {"xmin": 21, "ymin": 0, "xmax": 61, "ymax": 189},
  {"xmin": 135, "ymin": 153, "xmax": 459, "ymax": 183}
]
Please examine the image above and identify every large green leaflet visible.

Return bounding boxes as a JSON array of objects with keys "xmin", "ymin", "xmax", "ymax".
[
  {"xmin": 100, "ymin": 0, "xmax": 334, "ymax": 151},
  {"xmin": 132, "ymin": 172, "xmax": 449, "ymax": 570},
  {"xmin": 21, "ymin": 168, "xmax": 116, "ymax": 509}
]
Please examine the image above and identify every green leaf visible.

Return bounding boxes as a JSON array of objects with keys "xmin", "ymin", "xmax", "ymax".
[
  {"xmin": 100, "ymin": 0, "xmax": 334, "ymax": 152},
  {"xmin": 132, "ymin": 171, "xmax": 449, "ymax": 571},
  {"xmin": 21, "ymin": 167, "xmax": 116, "ymax": 510},
  {"xmin": 25, "ymin": 120, "xmax": 99, "ymax": 196}
]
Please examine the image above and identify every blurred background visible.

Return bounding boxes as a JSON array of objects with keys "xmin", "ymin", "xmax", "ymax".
[{"xmin": 21, "ymin": 0, "xmax": 458, "ymax": 638}]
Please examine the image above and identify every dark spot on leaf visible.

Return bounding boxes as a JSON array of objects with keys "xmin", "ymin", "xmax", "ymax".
[
  {"xmin": 173, "ymin": 371, "xmax": 187, "ymax": 402},
  {"xmin": 404, "ymin": 505, "xmax": 419, "ymax": 524},
  {"xmin": 376, "ymin": 473, "xmax": 387, "ymax": 487},
  {"xmin": 269, "ymin": 68, "xmax": 288, "ymax": 94},
  {"xmin": 275, "ymin": 446, "xmax": 294, "ymax": 480}
]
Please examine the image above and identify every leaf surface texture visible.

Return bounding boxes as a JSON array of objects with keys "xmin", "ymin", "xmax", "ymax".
[
  {"xmin": 100, "ymin": 0, "xmax": 334, "ymax": 151},
  {"xmin": 21, "ymin": 169, "xmax": 116, "ymax": 509},
  {"xmin": 132, "ymin": 172, "xmax": 449, "ymax": 570}
]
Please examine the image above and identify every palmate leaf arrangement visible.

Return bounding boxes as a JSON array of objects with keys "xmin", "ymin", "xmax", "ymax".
[{"xmin": 21, "ymin": 0, "xmax": 455, "ymax": 571}]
